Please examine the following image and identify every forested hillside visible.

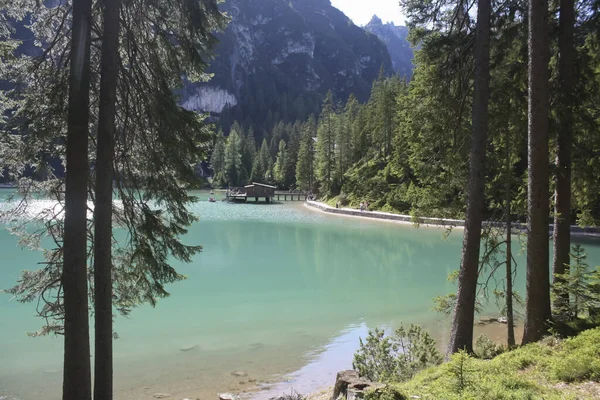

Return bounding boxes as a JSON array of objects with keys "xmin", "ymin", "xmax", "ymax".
[
  {"xmin": 212, "ymin": 0, "xmax": 600, "ymax": 226},
  {"xmin": 182, "ymin": 0, "xmax": 394, "ymax": 137}
]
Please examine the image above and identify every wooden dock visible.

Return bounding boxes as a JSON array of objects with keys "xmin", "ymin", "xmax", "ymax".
[
  {"xmin": 274, "ymin": 192, "xmax": 308, "ymax": 201},
  {"xmin": 226, "ymin": 183, "xmax": 308, "ymax": 203}
]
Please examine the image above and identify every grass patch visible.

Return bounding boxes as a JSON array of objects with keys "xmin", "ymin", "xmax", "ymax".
[{"xmin": 374, "ymin": 328, "xmax": 600, "ymax": 400}]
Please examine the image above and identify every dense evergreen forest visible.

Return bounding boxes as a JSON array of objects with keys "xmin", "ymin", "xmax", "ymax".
[
  {"xmin": 212, "ymin": 13, "xmax": 600, "ymax": 224},
  {"xmin": 2, "ymin": 0, "xmax": 600, "ymax": 397}
]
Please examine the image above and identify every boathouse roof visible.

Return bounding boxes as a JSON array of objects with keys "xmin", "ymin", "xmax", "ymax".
[{"xmin": 244, "ymin": 182, "xmax": 277, "ymax": 189}]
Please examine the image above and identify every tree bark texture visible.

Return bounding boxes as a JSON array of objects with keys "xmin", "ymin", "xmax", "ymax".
[
  {"xmin": 93, "ymin": 0, "xmax": 121, "ymax": 398},
  {"xmin": 62, "ymin": 0, "xmax": 92, "ymax": 397},
  {"xmin": 447, "ymin": 0, "xmax": 490, "ymax": 355},
  {"xmin": 552, "ymin": 0, "xmax": 574, "ymax": 310},
  {"xmin": 523, "ymin": 0, "xmax": 551, "ymax": 345},
  {"xmin": 505, "ymin": 142, "xmax": 515, "ymax": 348}
]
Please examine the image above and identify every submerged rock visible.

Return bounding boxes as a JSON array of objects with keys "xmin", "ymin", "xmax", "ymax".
[
  {"xmin": 477, "ymin": 316, "xmax": 509, "ymax": 325},
  {"xmin": 231, "ymin": 370, "xmax": 248, "ymax": 377},
  {"xmin": 153, "ymin": 393, "xmax": 172, "ymax": 399},
  {"xmin": 180, "ymin": 344, "xmax": 199, "ymax": 352}
]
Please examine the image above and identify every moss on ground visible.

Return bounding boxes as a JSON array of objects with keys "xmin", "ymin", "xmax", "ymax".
[{"xmin": 368, "ymin": 328, "xmax": 600, "ymax": 400}]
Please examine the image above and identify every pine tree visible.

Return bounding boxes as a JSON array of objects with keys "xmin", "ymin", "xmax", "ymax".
[
  {"xmin": 353, "ymin": 106, "xmax": 370, "ymax": 163},
  {"xmin": 552, "ymin": 0, "xmax": 575, "ymax": 311},
  {"xmin": 448, "ymin": 0, "xmax": 491, "ymax": 354},
  {"xmin": 296, "ymin": 116, "xmax": 316, "ymax": 191},
  {"xmin": 210, "ymin": 130, "xmax": 227, "ymax": 186},
  {"xmin": 316, "ymin": 91, "xmax": 336, "ymax": 191},
  {"xmin": 343, "ymin": 94, "xmax": 361, "ymax": 165},
  {"xmin": 63, "ymin": 0, "xmax": 93, "ymax": 396},
  {"xmin": 93, "ymin": 0, "xmax": 121, "ymax": 395},
  {"xmin": 243, "ymin": 127, "xmax": 257, "ymax": 181},
  {"xmin": 285, "ymin": 121, "xmax": 303, "ymax": 188},
  {"xmin": 252, "ymin": 139, "xmax": 271, "ymax": 183},
  {"xmin": 336, "ymin": 103, "xmax": 352, "ymax": 184},
  {"xmin": 523, "ymin": 0, "xmax": 552, "ymax": 344},
  {"xmin": 274, "ymin": 139, "xmax": 288, "ymax": 187},
  {"xmin": 225, "ymin": 125, "xmax": 243, "ymax": 186},
  {"xmin": 1, "ymin": 4, "xmax": 226, "ymax": 400}
]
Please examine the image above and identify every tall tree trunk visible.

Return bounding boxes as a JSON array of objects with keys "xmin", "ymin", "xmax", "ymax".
[
  {"xmin": 505, "ymin": 140, "xmax": 515, "ymax": 348},
  {"xmin": 552, "ymin": 0, "xmax": 574, "ymax": 311},
  {"xmin": 447, "ymin": 0, "xmax": 490, "ymax": 355},
  {"xmin": 523, "ymin": 0, "xmax": 551, "ymax": 344},
  {"xmin": 62, "ymin": 0, "xmax": 92, "ymax": 397},
  {"xmin": 94, "ymin": 0, "xmax": 121, "ymax": 397}
]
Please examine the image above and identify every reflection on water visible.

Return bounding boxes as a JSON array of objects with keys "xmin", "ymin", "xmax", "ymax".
[
  {"xmin": 255, "ymin": 323, "xmax": 372, "ymax": 398},
  {"xmin": 1, "ymin": 196, "xmax": 600, "ymax": 399}
]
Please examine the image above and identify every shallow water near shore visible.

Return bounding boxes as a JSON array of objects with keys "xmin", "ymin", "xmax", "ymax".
[{"xmin": 1, "ymin": 191, "xmax": 600, "ymax": 400}]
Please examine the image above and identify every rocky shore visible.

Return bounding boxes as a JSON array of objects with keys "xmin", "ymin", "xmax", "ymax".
[{"xmin": 218, "ymin": 370, "xmax": 385, "ymax": 400}]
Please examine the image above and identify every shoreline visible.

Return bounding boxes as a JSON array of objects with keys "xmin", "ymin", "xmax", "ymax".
[
  {"xmin": 304, "ymin": 200, "xmax": 464, "ymax": 229},
  {"xmin": 304, "ymin": 200, "xmax": 600, "ymax": 238}
]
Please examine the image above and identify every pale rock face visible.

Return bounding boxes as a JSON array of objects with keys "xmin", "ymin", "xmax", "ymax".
[
  {"xmin": 250, "ymin": 14, "xmax": 270, "ymax": 26},
  {"xmin": 232, "ymin": 23, "xmax": 256, "ymax": 67},
  {"xmin": 305, "ymin": 64, "xmax": 321, "ymax": 91},
  {"xmin": 272, "ymin": 33, "xmax": 316, "ymax": 65},
  {"xmin": 182, "ymin": 86, "xmax": 238, "ymax": 113},
  {"xmin": 355, "ymin": 55, "xmax": 372, "ymax": 74}
]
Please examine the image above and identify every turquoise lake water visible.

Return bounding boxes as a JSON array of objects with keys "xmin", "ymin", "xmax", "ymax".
[{"xmin": 1, "ymin": 192, "xmax": 600, "ymax": 399}]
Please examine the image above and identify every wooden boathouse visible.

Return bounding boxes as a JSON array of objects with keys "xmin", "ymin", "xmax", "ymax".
[
  {"xmin": 226, "ymin": 183, "xmax": 308, "ymax": 203},
  {"xmin": 228, "ymin": 182, "xmax": 276, "ymax": 203}
]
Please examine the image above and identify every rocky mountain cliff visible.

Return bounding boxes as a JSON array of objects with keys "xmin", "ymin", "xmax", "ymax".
[
  {"xmin": 364, "ymin": 15, "xmax": 414, "ymax": 80},
  {"xmin": 6, "ymin": 1, "xmax": 413, "ymax": 138},
  {"xmin": 182, "ymin": 0, "xmax": 394, "ymax": 135}
]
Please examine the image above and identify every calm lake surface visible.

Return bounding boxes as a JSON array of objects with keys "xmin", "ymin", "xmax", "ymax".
[{"xmin": 1, "ymin": 191, "xmax": 600, "ymax": 399}]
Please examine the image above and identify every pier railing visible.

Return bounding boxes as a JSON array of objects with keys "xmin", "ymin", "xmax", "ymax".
[{"xmin": 274, "ymin": 191, "xmax": 308, "ymax": 201}]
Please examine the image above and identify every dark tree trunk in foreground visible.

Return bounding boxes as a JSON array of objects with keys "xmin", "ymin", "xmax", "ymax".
[
  {"xmin": 523, "ymin": 0, "xmax": 551, "ymax": 345},
  {"xmin": 62, "ymin": 0, "xmax": 92, "ymax": 397},
  {"xmin": 93, "ymin": 0, "xmax": 121, "ymax": 397},
  {"xmin": 447, "ymin": 0, "xmax": 491, "ymax": 355},
  {"xmin": 552, "ymin": 0, "xmax": 574, "ymax": 311},
  {"xmin": 505, "ymin": 142, "xmax": 515, "ymax": 348}
]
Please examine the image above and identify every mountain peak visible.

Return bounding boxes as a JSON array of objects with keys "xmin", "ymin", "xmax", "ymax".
[{"xmin": 368, "ymin": 15, "xmax": 383, "ymax": 26}]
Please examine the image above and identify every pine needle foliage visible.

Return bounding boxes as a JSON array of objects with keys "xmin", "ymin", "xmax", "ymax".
[
  {"xmin": 353, "ymin": 325, "xmax": 443, "ymax": 383},
  {"xmin": 0, "ymin": 0, "xmax": 227, "ymax": 334}
]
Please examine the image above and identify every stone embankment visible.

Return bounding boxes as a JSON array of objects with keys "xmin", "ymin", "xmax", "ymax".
[
  {"xmin": 305, "ymin": 200, "xmax": 463, "ymax": 227},
  {"xmin": 305, "ymin": 200, "xmax": 600, "ymax": 237}
]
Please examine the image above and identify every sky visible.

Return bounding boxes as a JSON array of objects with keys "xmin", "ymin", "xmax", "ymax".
[{"xmin": 330, "ymin": 0, "xmax": 406, "ymax": 27}]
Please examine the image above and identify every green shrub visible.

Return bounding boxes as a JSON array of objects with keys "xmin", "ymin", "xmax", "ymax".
[
  {"xmin": 353, "ymin": 324, "xmax": 443, "ymax": 383},
  {"xmin": 353, "ymin": 328, "xmax": 397, "ymax": 382},
  {"xmin": 391, "ymin": 328, "xmax": 600, "ymax": 400},
  {"xmin": 448, "ymin": 350, "xmax": 473, "ymax": 393},
  {"xmin": 552, "ymin": 354, "xmax": 600, "ymax": 382},
  {"xmin": 364, "ymin": 387, "xmax": 407, "ymax": 400},
  {"xmin": 550, "ymin": 328, "xmax": 600, "ymax": 382},
  {"xmin": 474, "ymin": 335, "xmax": 504, "ymax": 359},
  {"xmin": 552, "ymin": 245, "xmax": 600, "ymax": 325},
  {"xmin": 337, "ymin": 192, "xmax": 349, "ymax": 206}
]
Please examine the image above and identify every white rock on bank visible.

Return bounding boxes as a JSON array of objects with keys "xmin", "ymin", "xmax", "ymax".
[{"xmin": 219, "ymin": 393, "xmax": 239, "ymax": 400}]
